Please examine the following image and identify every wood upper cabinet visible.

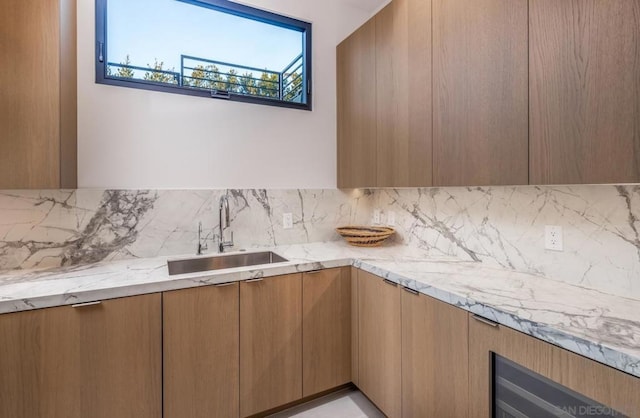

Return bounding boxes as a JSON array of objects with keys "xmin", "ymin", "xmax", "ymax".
[
  {"xmin": 240, "ymin": 274, "xmax": 302, "ymax": 417},
  {"xmin": 337, "ymin": 0, "xmax": 431, "ymax": 188},
  {"xmin": 0, "ymin": 0, "xmax": 77, "ymax": 189},
  {"xmin": 337, "ymin": 17, "xmax": 377, "ymax": 188},
  {"xmin": 357, "ymin": 269, "xmax": 402, "ymax": 418},
  {"xmin": 469, "ymin": 314, "xmax": 640, "ymax": 417},
  {"xmin": 432, "ymin": 0, "xmax": 529, "ymax": 186},
  {"xmin": 529, "ymin": 0, "xmax": 640, "ymax": 184},
  {"xmin": 0, "ymin": 294, "xmax": 162, "ymax": 418},
  {"xmin": 163, "ymin": 283, "xmax": 239, "ymax": 418},
  {"xmin": 401, "ymin": 289, "xmax": 469, "ymax": 418},
  {"xmin": 375, "ymin": 0, "xmax": 432, "ymax": 187},
  {"xmin": 302, "ymin": 268, "xmax": 351, "ymax": 396}
]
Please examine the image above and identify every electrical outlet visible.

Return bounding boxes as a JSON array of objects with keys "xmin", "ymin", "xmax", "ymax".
[
  {"xmin": 283, "ymin": 213, "xmax": 293, "ymax": 229},
  {"xmin": 387, "ymin": 211, "xmax": 396, "ymax": 226},
  {"xmin": 545, "ymin": 225, "xmax": 563, "ymax": 251},
  {"xmin": 372, "ymin": 209, "xmax": 381, "ymax": 225}
]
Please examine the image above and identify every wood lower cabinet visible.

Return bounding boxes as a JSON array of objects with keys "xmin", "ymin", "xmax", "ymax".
[
  {"xmin": 6, "ymin": 268, "xmax": 639, "ymax": 418},
  {"xmin": 469, "ymin": 314, "xmax": 640, "ymax": 417},
  {"xmin": 529, "ymin": 0, "xmax": 640, "ymax": 184},
  {"xmin": 163, "ymin": 283, "xmax": 239, "ymax": 418},
  {"xmin": 357, "ymin": 269, "xmax": 402, "ymax": 418},
  {"xmin": 302, "ymin": 268, "xmax": 351, "ymax": 396},
  {"xmin": 351, "ymin": 267, "xmax": 360, "ymax": 386},
  {"xmin": 240, "ymin": 274, "xmax": 303, "ymax": 417},
  {"xmin": 0, "ymin": 300, "xmax": 78, "ymax": 418},
  {"xmin": 78, "ymin": 294, "xmax": 162, "ymax": 418},
  {"xmin": 0, "ymin": 294, "xmax": 162, "ymax": 418},
  {"xmin": 401, "ymin": 288, "xmax": 469, "ymax": 418}
]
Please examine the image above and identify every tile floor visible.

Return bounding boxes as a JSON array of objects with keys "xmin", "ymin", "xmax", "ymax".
[{"xmin": 268, "ymin": 389, "xmax": 385, "ymax": 418}]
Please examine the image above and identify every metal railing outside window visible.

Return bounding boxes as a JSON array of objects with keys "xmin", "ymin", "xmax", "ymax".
[{"xmin": 96, "ymin": 0, "xmax": 312, "ymax": 111}]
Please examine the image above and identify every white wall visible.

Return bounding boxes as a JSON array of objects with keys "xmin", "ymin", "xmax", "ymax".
[{"xmin": 77, "ymin": 0, "xmax": 375, "ymax": 189}]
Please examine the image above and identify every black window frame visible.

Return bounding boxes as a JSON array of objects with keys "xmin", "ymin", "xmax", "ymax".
[{"xmin": 95, "ymin": 0, "xmax": 312, "ymax": 111}]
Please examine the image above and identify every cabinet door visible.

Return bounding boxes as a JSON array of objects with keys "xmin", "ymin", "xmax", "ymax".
[
  {"xmin": 401, "ymin": 289, "xmax": 469, "ymax": 418},
  {"xmin": 433, "ymin": 0, "xmax": 528, "ymax": 186},
  {"xmin": 240, "ymin": 274, "xmax": 302, "ymax": 417},
  {"xmin": 357, "ymin": 270, "xmax": 401, "ymax": 418},
  {"xmin": 77, "ymin": 294, "xmax": 162, "ymax": 418},
  {"xmin": 163, "ymin": 283, "xmax": 239, "ymax": 418},
  {"xmin": 337, "ymin": 17, "xmax": 377, "ymax": 188},
  {"xmin": 0, "ymin": 294, "xmax": 162, "ymax": 418},
  {"xmin": 529, "ymin": 0, "xmax": 640, "ymax": 184},
  {"xmin": 302, "ymin": 268, "xmax": 351, "ymax": 396},
  {"xmin": 0, "ymin": 304, "xmax": 78, "ymax": 418},
  {"xmin": 0, "ymin": 0, "xmax": 76, "ymax": 189},
  {"xmin": 375, "ymin": 0, "xmax": 432, "ymax": 187},
  {"xmin": 469, "ymin": 314, "xmax": 640, "ymax": 417}
]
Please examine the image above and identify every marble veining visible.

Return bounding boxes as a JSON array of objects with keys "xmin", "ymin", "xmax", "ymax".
[
  {"xmin": 371, "ymin": 185, "xmax": 640, "ymax": 299},
  {"xmin": 4, "ymin": 185, "xmax": 640, "ymax": 300},
  {"xmin": 0, "ymin": 189, "xmax": 370, "ymax": 271},
  {"xmin": 0, "ymin": 242, "xmax": 638, "ymax": 379},
  {"xmin": 354, "ymin": 258, "xmax": 640, "ymax": 378}
]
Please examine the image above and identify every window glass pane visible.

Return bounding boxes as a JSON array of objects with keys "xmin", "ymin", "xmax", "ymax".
[{"xmin": 103, "ymin": 0, "xmax": 307, "ymax": 105}]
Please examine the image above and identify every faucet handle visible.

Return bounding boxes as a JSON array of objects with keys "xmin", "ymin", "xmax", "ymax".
[
  {"xmin": 222, "ymin": 231, "xmax": 234, "ymax": 247},
  {"xmin": 197, "ymin": 222, "xmax": 208, "ymax": 255},
  {"xmin": 219, "ymin": 231, "xmax": 234, "ymax": 252}
]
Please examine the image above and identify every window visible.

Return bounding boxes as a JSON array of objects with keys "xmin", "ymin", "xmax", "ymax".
[{"xmin": 95, "ymin": 0, "xmax": 312, "ymax": 110}]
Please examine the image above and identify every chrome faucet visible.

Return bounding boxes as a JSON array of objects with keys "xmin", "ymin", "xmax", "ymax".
[{"xmin": 218, "ymin": 195, "xmax": 234, "ymax": 253}]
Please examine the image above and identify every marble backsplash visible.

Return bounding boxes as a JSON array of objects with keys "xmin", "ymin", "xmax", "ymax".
[
  {"xmin": 0, "ymin": 189, "xmax": 370, "ymax": 271},
  {"xmin": 370, "ymin": 185, "xmax": 640, "ymax": 300},
  {"xmin": 2, "ymin": 185, "xmax": 640, "ymax": 300}
]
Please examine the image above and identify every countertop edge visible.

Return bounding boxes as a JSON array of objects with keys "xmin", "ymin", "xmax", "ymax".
[
  {"xmin": 1, "ymin": 252, "xmax": 638, "ymax": 379},
  {"xmin": 354, "ymin": 260, "xmax": 640, "ymax": 380}
]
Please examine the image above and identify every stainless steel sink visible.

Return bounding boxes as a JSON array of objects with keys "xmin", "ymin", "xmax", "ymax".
[{"xmin": 167, "ymin": 251, "xmax": 288, "ymax": 276}]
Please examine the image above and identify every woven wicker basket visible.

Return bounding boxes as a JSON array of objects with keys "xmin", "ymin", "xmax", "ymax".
[{"xmin": 336, "ymin": 226, "xmax": 395, "ymax": 247}]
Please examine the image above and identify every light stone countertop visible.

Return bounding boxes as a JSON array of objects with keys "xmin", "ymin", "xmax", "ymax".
[{"xmin": 0, "ymin": 241, "xmax": 638, "ymax": 379}]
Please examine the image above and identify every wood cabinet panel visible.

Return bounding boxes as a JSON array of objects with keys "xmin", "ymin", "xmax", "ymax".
[
  {"xmin": 240, "ymin": 274, "xmax": 302, "ymax": 417},
  {"xmin": 433, "ymin": 0, "xmax": 528, "ymax": 186},
  {"xmin": 0, "ymin": 304, "xmax": 78, "ymax": 418},
  {"xmin": 351, "ymin": 267, "xmax": 359, "ymax": 386},
  {"xmin": 529, "ymin": 0, "xmax": 640, "ymax": 184},
  {"xmin": 0, "ymin": 294, "xmax": 162, "ymax": 418},
  {"xmin": 553, "ymin": 346, "xmax": 640, "ymax": 416},
  {"xmin": 401, "ymin": 290, "xmax": 469, "ymax": 418},
  {"xmin": 302, "ymin": 268, "xmax": 351, "ymax": 396},
  {"xmin": 59, "ymin": 0, "xmax": 77, "ymax": 188},
  {"xmin": 469, "ymin": 314, "xmax": 640, "ymax": 417},
  {"xmin": 163, "ymin": 283, "xmax": 239, "ymax": 418},
  {"xmin": 78, "ymin": 294, "xmax": 162, "ymax": 418},
  {"xmin": 357, "ymin": 269, "xmax": 401, "ymax": 418},
  {"xmin": 0, "ymin": 0, "xmax": 77, "ymax": 189},
  {"xmin": 337, "ymin": 18, "xmax": 377, "ymax": 188},
  {"xmin": 0, "ymin": 0, "xmax": 60, "ymax": 188},
  {"xmin": 375, "ymin": 0, "xmax": 432, "ymax": 187}
]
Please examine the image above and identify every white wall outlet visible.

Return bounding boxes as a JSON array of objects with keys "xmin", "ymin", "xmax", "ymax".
[
  {"xmin": 283, "ymin": 213, "xmax": 293, "ymax": 230},
  {"xmin": 545, "ymin": 225, "xmax": 563, "ymax": 251},
  {"xmin": 372, "ymin": 209, "xmax": 381, "ymax": 225},
  {"xmin": 387, "ymin": 211, "xmax": 396, "ymax": 226}
]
